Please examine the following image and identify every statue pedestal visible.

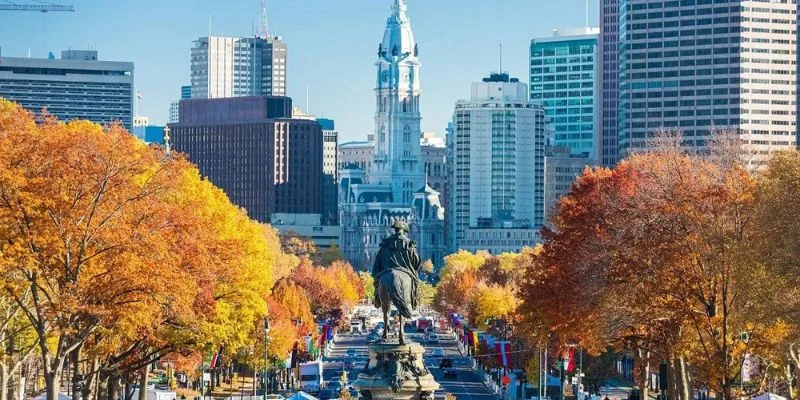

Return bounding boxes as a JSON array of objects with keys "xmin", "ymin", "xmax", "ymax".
[{"xmin": 353, "ymin": 341, "xmax": 439, "ymax": 400}]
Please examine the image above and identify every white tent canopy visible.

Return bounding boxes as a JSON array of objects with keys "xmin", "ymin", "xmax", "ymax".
[
  {"xmin": 753, "ymin": 394, "xmax": 787, "ymax": 400},
  {"xmin": 287, "ymin": 392, "xmax": 319, "ymax": 400}
]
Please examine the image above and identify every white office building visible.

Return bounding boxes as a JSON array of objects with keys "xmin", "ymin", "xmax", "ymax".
[
  {"xmin": 190, "ymin": 36, "xmax": 287, "ymax": 99},
  {"xmin": 618, "ymin": 0, "xmax": 797, "ymax": 168},
  {"xmin": 448, "ymin": 73, "xmax": 546, "ymax": 254},
  {"xmin": 0, "ymin": 50, "xmax": 133, "ymax": 129}
]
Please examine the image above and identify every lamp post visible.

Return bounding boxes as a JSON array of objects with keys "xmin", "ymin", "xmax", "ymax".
[{"xmin": 264, "ymin": 317, "xmax": 270, "ymax": 400}]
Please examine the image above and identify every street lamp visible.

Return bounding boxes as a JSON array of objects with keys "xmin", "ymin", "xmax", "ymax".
[{"xmin": 264, "ymin": 316, "xmax": 270, "ymax": 400}]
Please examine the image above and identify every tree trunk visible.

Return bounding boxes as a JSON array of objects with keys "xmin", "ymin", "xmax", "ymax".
[
  {"xmin": 83, "ymin": 358, "xmax": 100, "ymax": 400},
  {"xmin": 107, "ymin": 374, "xmax": 120, "ymax": 400},
  {"xmin": 1, "ymin": 362, "xmax": 9, "ymax": 400},
  {"xmin": 44, "ymin": 369, "xmax": 61, "ymax": 400},
  {"xmin": 137, "ymin": 364, "xmax": 149, "ymax": 400},
  {"xmin": 679, "ymin": 357, "xmax": 691, "ymax": 400}
]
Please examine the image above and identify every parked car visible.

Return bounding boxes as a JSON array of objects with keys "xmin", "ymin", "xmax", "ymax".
[
  {"xmin": 264, "ymin": 395, "xmax": 285, "ymax": 400},
  {"xmin": 317, "ymin": 388, "xmax": 337, "ymax": 400}
]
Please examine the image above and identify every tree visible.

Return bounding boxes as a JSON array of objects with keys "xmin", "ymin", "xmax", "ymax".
[
  {"xmin": 319, "ymin": 244, "xmax": 345, "ymax": 266},
  {"xmin": 359, "ymin": 272, "xmax": 375, "ymax": 303},
  {"xmin": 418, "ymin": 282, "xmax": 436, "ymax": 308},
  {"xmin": 0, "ymin": 101, "xmax": 280, "ymax": 400},
  {"xmin": 517, "ymin": 144, "xmax": 791, "ymax": 400}
]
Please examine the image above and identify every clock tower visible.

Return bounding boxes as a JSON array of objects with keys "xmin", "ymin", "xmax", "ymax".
[{"xmin": 371, "ymin": 0, "xmax": 424, "ymax": 205}]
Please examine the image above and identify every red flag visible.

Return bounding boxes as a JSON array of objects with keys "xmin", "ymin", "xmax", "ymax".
[
  {"xmin": 495, "ymin": 341, "xmax": 510, "ymax": 367},
  {"xmin": 566, "ymin": 348, "xmax": 576, "ymax": 372},
  {"xmin": 319, "ymin": 324, "xmax": 329, "ymax": 346},
  {"xmin": 210, "ymin": 346, "xmax": 224, "ymax": 368}
]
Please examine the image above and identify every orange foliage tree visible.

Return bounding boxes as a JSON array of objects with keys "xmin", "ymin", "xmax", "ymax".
[
  {"xmin": 0, "ymin": 100, "xmax": 280, "ymax": 400},
  {"xmin": 517, "ymin": 146, "xmax": 797, "ymax": 400}
]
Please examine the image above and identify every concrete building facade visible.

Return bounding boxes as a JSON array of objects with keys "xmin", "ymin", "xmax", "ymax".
[
  {"xmin": 448, "ymin": 72, "xmax": 546, "ymax": 254},
  {"xmin": 544, "ymin": 146, "xmax": 592, "ymax": 221},
  {"xmin": 618, "ymin": 0, "xmax": 798, "ymax": 167},
  {"xmin": 531, "ymin": 28, "xmax": 600, "ymax": 158},
  {"xmin": 190, "ymin": 36, "xmax": 287, "ymax": 99},
  {"xmin": 339, "ymin": 0, "xmax": 446, "ymax": 270},
  {"xmin": 599, "ymin": 0, "xmax": 620, "ymax": 166},
  {"xmin": 0, "ymin": 50, "xmax": 134, "ymax": 129}
]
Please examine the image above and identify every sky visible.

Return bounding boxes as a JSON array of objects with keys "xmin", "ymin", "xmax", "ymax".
[{"xmin": 1, "ymin": 0, "xmax": 599, "ymax": 142}]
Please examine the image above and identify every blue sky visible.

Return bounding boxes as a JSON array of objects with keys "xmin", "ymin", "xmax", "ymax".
[{"xmin": 1, "ymin": 0, "xmax": 599, "ymax": 142}]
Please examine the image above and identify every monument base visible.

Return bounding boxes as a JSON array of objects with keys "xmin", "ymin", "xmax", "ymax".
[{"xmin": 353, "ymin": 341, "xmax": 439, "ymax": 400}]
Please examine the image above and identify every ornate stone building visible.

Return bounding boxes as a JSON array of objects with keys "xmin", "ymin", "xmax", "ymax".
[{"xmin": 339, "ymin": 0, "xmax": 446, "ymax": 270}]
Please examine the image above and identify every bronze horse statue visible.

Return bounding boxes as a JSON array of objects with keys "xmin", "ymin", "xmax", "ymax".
[{"xmin": 372, "ymin": 220, "xmax": 421, "ymax": 345}]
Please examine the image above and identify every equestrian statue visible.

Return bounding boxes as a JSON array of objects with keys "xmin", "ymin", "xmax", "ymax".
[{"xmin": 372, "ymin": 220, "xmax": 420, "ymax": 345}]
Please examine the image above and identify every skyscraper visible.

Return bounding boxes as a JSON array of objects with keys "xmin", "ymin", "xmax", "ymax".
[
  {"xmin": 531, "ymin": 28, "xmax": 600, "ymax": 159},
  {"xmin": 170, "ymin": 96, "xmax": 323, "ymax": 223},
  {"xmin": 190, "ymin": 35, "xmax": 287, "ymax": 99},
  {"xmin": 599, "ymin": 0, "xmax": 620, "ymax": 166},
  {"xmin": 618, "ymin": 0, "xmax": 797, "ymax": 167},
  {"xmin": 448, "ymin": 73, "xmax": 546, "ymax": 254},
  {"xmin": 0, "ymin": 50, "xmax": 134, "ymax": 129},
  {"xmin": 339, "ymin": 0, "xmax": 445, "ymax": 270}
]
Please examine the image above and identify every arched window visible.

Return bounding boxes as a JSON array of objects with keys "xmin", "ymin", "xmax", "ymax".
[
  {"xmin": 379, "ymin": 124, "xmax": 386, "ymax": 144},
  {"xmin": 403, "ymin": 125, "xmax": 411, "ymax": 143}
]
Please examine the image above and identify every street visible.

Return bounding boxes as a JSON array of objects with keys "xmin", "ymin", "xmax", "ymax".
[{"xmin": 324, "ymin": 329, "xmax": 497, "ymax": 399}]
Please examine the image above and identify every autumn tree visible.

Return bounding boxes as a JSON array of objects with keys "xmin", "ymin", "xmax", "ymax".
[
  {"xmin": 518, "ymin": 143, "xmax": 798, "ymax": 400},
  {"xmin": 0, "ymin": 101, "xmax": 279, "ymax": 400}
]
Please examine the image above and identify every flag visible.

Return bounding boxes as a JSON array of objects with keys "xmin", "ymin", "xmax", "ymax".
[
  {"xmin": 319, "ymin": 324, "xmax": 329, "ymax": 346},
  {"xmin": 495, "ymin": 341, "xmax": 510, "ymax": 367},
  {"xmin": 566, "ymin": 348, "xmax": 576, "ymax": 373},
  {"xmin": 209, "ymin": 346, "xmax": 224, "ymax": 368},
  {"xmin": 290, "ymin": 342, "xmax": 299, "ymax": 368}
]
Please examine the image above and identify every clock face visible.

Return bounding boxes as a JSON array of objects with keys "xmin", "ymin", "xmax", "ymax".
[{"xmin": 381, "ymin": 70, "xmax": 389, "ymax": 82}]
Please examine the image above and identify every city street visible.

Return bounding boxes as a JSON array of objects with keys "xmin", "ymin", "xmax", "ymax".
[{"xmin": 325, "ymin": 329, "xmax": 497, "ymax": 399}]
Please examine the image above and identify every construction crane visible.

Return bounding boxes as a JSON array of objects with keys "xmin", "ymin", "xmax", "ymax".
[{"xmin": 0, "ymin": 1, "xmax": 74, "ymax": 13}]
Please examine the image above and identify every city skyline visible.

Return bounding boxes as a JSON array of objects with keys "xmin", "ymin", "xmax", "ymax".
[{"xmin": 0, "ymin": 0, "xmax": 599, "ymax": 142}]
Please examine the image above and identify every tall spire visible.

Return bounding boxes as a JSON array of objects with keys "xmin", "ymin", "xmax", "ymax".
[
  {"xmin": 381, "ymin": 0, "xmax": 415, "ymax": 61},
  {"xmin": 393, "ymin": 0, "xmax": 407, "ymax": 14}
]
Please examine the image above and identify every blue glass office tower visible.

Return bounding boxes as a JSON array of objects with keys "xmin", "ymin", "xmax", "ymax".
[{"xmin": 530, "ymin": 28, "xmax": 599, "ymax": 159}]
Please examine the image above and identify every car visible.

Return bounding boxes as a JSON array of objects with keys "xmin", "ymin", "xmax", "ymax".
[
  {"xmin": 317, "ymin": 388, "xmax": 337, "ymax": 400},
  {"xmin": 264, "ymin": 395, "xmax": 285, "ymax": 400},
  {"xmin": 443, "ymin": 368, "xmax": 458, "ymax": 379},
  {"xmin": 439, "ymin": 357, "xmax": 453, "ymax": 369}
]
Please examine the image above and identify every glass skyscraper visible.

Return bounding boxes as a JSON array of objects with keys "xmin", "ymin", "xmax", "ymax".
[{"xmin": 530, "ymin": 28, "xmax": 600, "ymax": 159}]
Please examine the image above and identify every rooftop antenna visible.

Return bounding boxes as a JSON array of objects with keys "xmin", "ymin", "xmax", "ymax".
[
  {"xmin": 499, "ymin": 43, "xmax": 503, "ymax": 73},
  {"xmin": 257, "ymin": 0, "xmax": 270, "ymax": 39},
  {"xmin": 585, "ymin": 0, "xmax": 589, "ymax": 29}
]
